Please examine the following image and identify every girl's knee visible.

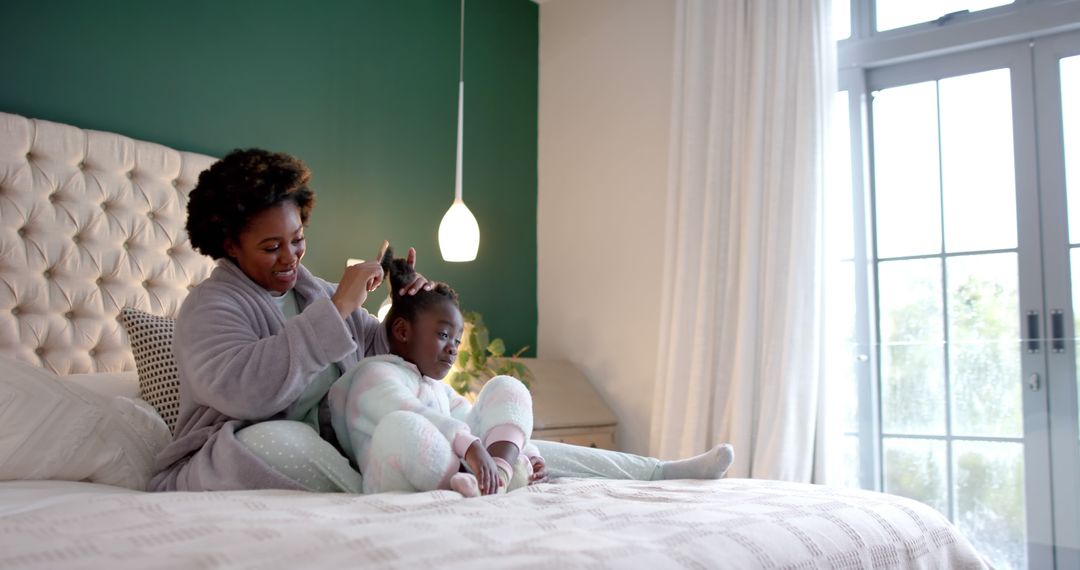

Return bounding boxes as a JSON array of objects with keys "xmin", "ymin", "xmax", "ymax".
[
  {"xmin": 471, "ymin": 376, "xmax": 534, "ymax": 439},
  {"xmin": 476, "ymin": 375, "xmax": 531, "ymax": 404}
]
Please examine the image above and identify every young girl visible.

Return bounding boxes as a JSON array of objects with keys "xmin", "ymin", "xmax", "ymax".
[{"xmin": 329, "ymin": 249, "xmax": 536, "ymax": 496}]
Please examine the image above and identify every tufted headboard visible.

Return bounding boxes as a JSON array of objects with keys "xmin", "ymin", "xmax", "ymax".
[{"xmin": 0, "ymin": 112, "xmax": 217, "ymax": 375}]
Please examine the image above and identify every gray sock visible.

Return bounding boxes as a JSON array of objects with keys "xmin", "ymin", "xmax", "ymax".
[{"xmin": 659, "ymin": 444, "xmax": 735, "ymax": 480}]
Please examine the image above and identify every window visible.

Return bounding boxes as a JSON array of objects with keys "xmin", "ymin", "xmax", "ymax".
[{"xmin": 832, "ymin": 2, "xmax": 1080, "ymax": 568}]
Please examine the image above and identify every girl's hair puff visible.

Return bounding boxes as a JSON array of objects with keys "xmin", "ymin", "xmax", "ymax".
[{"xmin": 380, "ymin": 247, "xmax": 459, "ymax": 326}]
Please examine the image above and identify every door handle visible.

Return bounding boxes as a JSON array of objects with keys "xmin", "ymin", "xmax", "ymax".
[
  {"xmin": 1027, "ymin": 311, "xmax": 1040, "ymax": 353},
  {"xmin": 1051, "ymin": 310, "xmax": 1066, "ymax": 353},
  {"xmin": 1028, "ymin": 372, "xmax": 1040, "ymax": 392}
]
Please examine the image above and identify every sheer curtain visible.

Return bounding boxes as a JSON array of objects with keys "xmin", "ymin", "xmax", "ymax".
[{"xmin": 650, "ymin": 0, "xmax": 836, "ymax": 482}]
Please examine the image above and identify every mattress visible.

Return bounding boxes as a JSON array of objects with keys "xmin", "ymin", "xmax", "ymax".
[{"xmin": 0, "ymin": 477, "xmax": 988, "ymax": 569}]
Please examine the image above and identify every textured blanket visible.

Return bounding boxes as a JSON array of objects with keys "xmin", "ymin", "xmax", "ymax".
[{"xmin": 0, "ymin": 477, "xmax": 988, "ymax": 569}]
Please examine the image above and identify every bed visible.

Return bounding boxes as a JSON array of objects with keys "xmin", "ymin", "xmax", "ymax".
[{"xmin": 0, "ymin": 111, "xmax": 991, "ymax": 569}]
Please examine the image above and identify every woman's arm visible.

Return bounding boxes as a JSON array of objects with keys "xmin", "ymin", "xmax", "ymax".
[
  {"xmin": 332, "ymin": 242, "xmax": 387, "ymax": 318},
  {"xmin": 176, "ymin": 288, "xmax": 356, "ymax": 420}
]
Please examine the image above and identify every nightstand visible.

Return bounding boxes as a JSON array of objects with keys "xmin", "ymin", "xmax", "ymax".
[{"xmin": 518, "ymin": 358, "xmax": 619, "ymax": 450}]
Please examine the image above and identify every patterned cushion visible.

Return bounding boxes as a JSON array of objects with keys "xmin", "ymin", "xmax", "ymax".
[{"xmin": 119, "ymin": 307, "xmax": 180, "ymax": 434}]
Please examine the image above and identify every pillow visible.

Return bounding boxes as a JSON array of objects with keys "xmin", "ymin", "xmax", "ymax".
[
  {"xmin": 119, "ymin": 307, "xmax": 181, "ymax": 434},
  {"xmin": 0, "ymin": 356, "xmax": 172, "ymax": 490},
  {"xmin": 62, "ymin": 371, "xmax": 141, "ymax": 399}
]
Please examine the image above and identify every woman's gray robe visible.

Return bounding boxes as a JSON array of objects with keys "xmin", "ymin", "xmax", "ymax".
[{"xmin": 149, "ymin": 260, "xmax": 386, "ymax": 491}]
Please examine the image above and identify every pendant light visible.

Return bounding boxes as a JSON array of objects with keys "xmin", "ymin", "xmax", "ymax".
[{"xmin": 438, "ymin": 0, "xmax": 480, "ymax": 262}]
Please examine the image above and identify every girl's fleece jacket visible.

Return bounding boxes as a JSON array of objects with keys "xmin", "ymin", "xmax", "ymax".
[{"xmin": 329, "ymin": 354, "xmax": 539, "ymax": 476}]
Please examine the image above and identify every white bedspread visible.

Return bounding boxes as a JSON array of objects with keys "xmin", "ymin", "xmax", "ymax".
[{"xmin": 0, "ymin": 478, "xmax": 988, "ymax": 569}]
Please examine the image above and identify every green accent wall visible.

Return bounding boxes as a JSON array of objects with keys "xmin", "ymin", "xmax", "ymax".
[{"xmin": 0, "ymin": 0, "xmax": 538, "ymax": 355}]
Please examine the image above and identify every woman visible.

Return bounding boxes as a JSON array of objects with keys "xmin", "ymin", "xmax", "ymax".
[{"xmin": 150, "ymin": 148, "xmax": 733, "ymax": 493}]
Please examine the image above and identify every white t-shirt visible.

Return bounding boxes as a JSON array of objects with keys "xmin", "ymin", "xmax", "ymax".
[{"xmin": 272, "ymin": 289, "xmax": 342, "ymax": 431}]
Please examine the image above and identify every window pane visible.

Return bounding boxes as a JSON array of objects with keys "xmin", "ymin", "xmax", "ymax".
[
  {"xmin": 947, "ymin": 254, "xmax": 1022, "ymax": 437},
  {"xmin": 879, "ymin": 259, "xmax": 946, "ymax": 434},
  {"xmin": 827, "ymin": 90, "xmax": 861, "ymax": 489},
  {"xmin": 827, "ymin": 88, "xmax": 859, "ymax": 439},
  {"xmin": 831, "ymin": 91, "xmax": 855, "ymax": 261},
  {"xmin": 879, "ymin": 259, "xmax": 944, "ymax": 343},
  {"xmin": 876, "ymin": 0, "xmax": 1014, "ymax": 32},
  {"xmin": 833, "ymin": 0, "xmax": 851, "ymax": 41},
  {"xmin": 946, "ymin": 253, "xmax": 1019, "ymax": 343},
  {"xmin": 872, "ymin": 82, "xmax": 941, "ymax": 258},
  {"xmin": 1064, "ymin": 56, "xmax": 1080, "ymax": 448},
  {"xmin": 1074, "ymin": 248, "xmax": 1080, "ymax": 441},
  {"xmin": 831, "ymin": 262, "xmax": 859, "ymax": 434},
  {"xmin": 1063, "ymin": 55, "xmax": 1080, "ymax": 245},
  {"xmin": 953, "ymin": 440, "xmax": 1026, "ymax": 570},
  {"xmin": 842, "ymin": 434, "xmax": 862, "ymax": 489},
  {"xmin": 883, "ymin": 437, "xmax": 948, "ymax": 515},
  {"xmin": 882, "ymin": 344, "xmax": 946, "ymax": 434},
  {"xmin": 940, "ymin": 69, "xmax": 1017, "ymax": 253}
]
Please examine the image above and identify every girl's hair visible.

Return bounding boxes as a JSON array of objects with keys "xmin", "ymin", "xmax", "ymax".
[
  {"xmin": 186, "ymin": 148, "xmax": 316, "ymax": 259},
  {"xmin": 380, "ymin": 247, "xmax": 459, "ymax": 326}
]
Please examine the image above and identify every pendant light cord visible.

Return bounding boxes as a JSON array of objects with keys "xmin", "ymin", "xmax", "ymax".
[
  {"xmin": 454, "ymin": 0, "xmax": 466, "ymax": 202},
  {"xmin": 459, "ymin": 0, "xmax": 465, "ymax": 83}
]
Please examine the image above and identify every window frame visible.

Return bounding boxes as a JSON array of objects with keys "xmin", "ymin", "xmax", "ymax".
[{"xmin": 838, "ymin": 0, "xmax": 1080, "ymax": 69}]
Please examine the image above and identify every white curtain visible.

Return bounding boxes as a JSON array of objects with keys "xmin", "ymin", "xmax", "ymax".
[{"xmin": 650, "ymin": 0, "xmax": 836, "ymax": 482}]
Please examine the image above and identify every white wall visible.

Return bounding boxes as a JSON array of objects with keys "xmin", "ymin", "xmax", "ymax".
[{"xmin": 537, "ymin": 0, "xmax": 677, "ymax": 455}]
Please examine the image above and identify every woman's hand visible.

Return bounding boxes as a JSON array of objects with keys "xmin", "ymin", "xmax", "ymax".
[
  {"xmin": 399, "ymin": 247, "xmax": 433, "ymax": 296},
  {"xmin": 463, "ymin": 440, "xmax": 500, "ymax": 495},
  {"xmin": 331, "ymin": 241, "xmax": 389, "ymax": 319},
  {"xmin": 529, "ymin": 455, "xmax": 549, "ymax": 485}
]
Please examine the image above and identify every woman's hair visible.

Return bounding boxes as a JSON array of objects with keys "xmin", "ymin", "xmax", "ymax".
[
  {"xmin": 380, "ymin": 247, "xmax": 459, "ymax": 326},
  {"xmin": 186, "ymin": 148, "xmax": 316, "ymax": 259}
]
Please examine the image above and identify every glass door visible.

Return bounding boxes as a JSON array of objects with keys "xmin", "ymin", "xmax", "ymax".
[
  {"xmin": 1033, "ymin": 30, "xmax": 1080, "ymax": 570},
  {"xmin": 866, "ymin": 41, "xmax": 1055, "ymax": 569}
]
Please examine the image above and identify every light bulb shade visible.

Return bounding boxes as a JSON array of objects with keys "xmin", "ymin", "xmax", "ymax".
[{"xmin": 438, "ymin": 199, "xmax": 480, "ymax": 262}]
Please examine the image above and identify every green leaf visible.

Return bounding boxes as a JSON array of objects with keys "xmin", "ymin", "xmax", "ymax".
[
  {"xmin": 476, "ymin": 328, "xmax": 490, "ymax": 356},
  {"xmin": 463, "ymin": 310, "xmax": 482, "ymax": 326},
  {"xmin": 509, "ymin": 363, "xmax": 527, "ymax": 386},
  {"xmin": 516, "ymin": 362, "xmax": 535, "ymax": 389},
  {"xmin": 446, "ymin": 371, "xmax": 467, "ymax": 395},
  {"xmin": 487, "ymin": 338, "xmax": 506, "ymax": 357},
  {"xmin": 457, "ymin": 349, "xmax": 471, "ymax": 368},
  {"xmin": 468, "ymin": 330, "xmax": 483, "ymax": 364}
]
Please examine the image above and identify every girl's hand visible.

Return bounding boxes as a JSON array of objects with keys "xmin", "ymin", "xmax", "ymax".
[
  {"xmin": 464, "ymin": 441, "xmax": 500, "ymax": 495},
  {"xmin": 399, "ymin": 247, "xmax": 433, "ymax": 296},
  {"xmin": 529, "ymin": 455, "xmax": 549, "ymax": 485},
  {"xmin": 331, "ymin": 241, "xmax": 389, "ymax": 318}
]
